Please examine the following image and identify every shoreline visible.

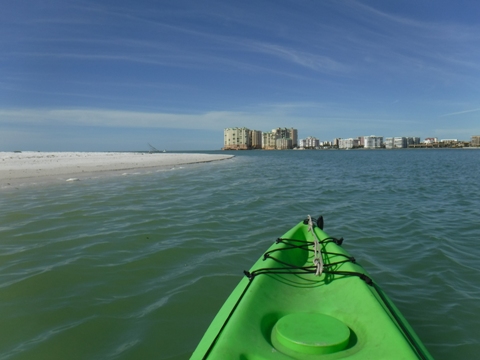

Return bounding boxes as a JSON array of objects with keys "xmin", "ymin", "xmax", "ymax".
[{"xmin": 0, "ymin": 152, "xmax": 234, "ymax": 189}]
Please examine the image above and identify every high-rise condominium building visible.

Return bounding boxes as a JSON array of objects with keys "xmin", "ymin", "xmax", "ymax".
[
  {"xmin": 384, "ymin": 137, "xmax": 394, "ymax": 149},
  {"xmin": 406, "ymin": 137, "xmax": 420, "ymax": 145},
  {"xmin": 394, "ymin": 137, "xmax": 407, "ymax": 148},
  {"xmin": 223, "ymin": 127, "xmax": 251, "ymax": 150},
  {"xmin": 471, "ymin": 136, "xmax": 480, "ymax": 147},
  {"xmin": 364, "ymin": 136, "xmax": 383, "ymax": 149},
  {"xmin": 338, "ymin": 138, "xmax": 359, "ymax": 149},
  {"xmin": 250, "ymin": 130, "xmax": 263, "ymax": 149},
  {"xmin": 262, "ymin": 132, "xmax": 277, "ymax": 149},
  {"xmin": 276, "ymin": 138, "xmax": 293, "ymax": 150},
  {"xmin": 223, "ymin": 126, "xmax": 298, "ymax": 150},
  {"xmin": 300, "ymin": 136, "xmax": 320, "ymax": 149},
  {"xmin": 272, "ymin": 127, "xmax": 298, "ymax": 148}
]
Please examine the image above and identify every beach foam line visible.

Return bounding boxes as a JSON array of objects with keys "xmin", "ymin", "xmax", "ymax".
[{"xmin": 0, "ymin": 152, "xmax": 234, "ymax": 188}]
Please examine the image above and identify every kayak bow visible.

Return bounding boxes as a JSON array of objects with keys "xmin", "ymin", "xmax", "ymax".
[{"xmin": 192, "ymin": 216, "xmax": 432, "ymax": 359}]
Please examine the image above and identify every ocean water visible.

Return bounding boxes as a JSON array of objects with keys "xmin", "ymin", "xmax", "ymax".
[{"xmin": 0, "ymin": 149, "xmax": 479, "ymax": 359}]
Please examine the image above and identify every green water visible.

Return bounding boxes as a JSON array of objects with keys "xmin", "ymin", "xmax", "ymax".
[{"xmin": 1, "ymin": 149, "xmax": 479, "ymax": 359}]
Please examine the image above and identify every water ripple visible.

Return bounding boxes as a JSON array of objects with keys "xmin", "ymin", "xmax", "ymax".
[{"xmin": 0, "ymin": 150, "xmax": 479, "ymax": 359}]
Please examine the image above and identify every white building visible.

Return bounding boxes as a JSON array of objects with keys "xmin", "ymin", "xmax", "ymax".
[
  {"xmin": 384, "ymin": 137, "xmax": 393, "ymax": 149},
  {"xmin": 338, "ymin": 138, "xmax": 359, "ymax": 149},
  {"xmin": 385, "ymin": 137, "xmax": 407, "ymax": 149},
  {"xmin": 299, "ymin": 136, "xmax": 320, "ymax": 149},
  {"xmin": 364, "ymin": 135, "xmax": 383, "ymax": 149},
  {"xmin": 394, "ymin": 137, "xmax": 407, "ymax": 148}
]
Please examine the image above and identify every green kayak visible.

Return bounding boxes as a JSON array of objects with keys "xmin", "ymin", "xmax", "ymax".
[{"xmin": 192, "ymin": 216, "xmax": 433, "ymax": 359}]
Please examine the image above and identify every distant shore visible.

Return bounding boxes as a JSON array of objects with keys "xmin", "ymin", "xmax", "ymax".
[
  {"xmin": 0, "ymin": 152, "xmax": 234, "ymax": 189},
  {"xmin": 222, "ymin": 146, "xmax": 480, "ymax": 151}
]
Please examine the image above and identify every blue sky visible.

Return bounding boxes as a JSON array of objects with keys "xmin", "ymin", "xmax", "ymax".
[{"xmin": 1, "ymin": 0, "xmax": 479, "ymax": 151}]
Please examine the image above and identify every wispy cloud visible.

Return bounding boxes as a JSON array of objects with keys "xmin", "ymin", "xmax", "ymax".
[
  {"xmin": 440, "ymin": 108, "xmax": 480, "ymax": 117},
  {"xmin": 0, "ymin": 108, "xmax": 281, "ymax": 131},
  {"xmin": 0, "ymin": 104, "xmax": 368, "ymax": 133},
  {"xmin": 0, "ymin": 102, "xmax": 417, "ymax": 130},
  {"xmin": 244, "ymin": 42, "xmax": 351, "ymax": 74}
]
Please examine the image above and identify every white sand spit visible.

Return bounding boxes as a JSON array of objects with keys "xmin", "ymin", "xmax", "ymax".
[{"xmin": 0, "ymin": 152, "xmax": 233, "ymax": 188}]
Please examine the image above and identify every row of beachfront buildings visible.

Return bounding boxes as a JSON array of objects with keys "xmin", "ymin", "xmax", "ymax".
[
  {"xmin": 289, "ymin": 135, "xmax": 421, "ymax": 149},
  {"xmin": 223, "ymin": 127, "xmax": 480, "ymax": 150},
  {"xmin": 337, "ymin": 136, "xmax": 420, "ymax": 149},
  {"xmin": 335, "ymin": 136, "xmax": 479, "ymax": 149}
]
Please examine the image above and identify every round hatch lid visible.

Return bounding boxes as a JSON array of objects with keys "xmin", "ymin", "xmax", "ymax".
[{"xmin": 273, "ymin": 313, "xmax": 350, "ymax": 355}]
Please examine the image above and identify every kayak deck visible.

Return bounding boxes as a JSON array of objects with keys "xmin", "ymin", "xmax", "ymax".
[{"xmin": 192, "ymin": 217, "xmax": 432, "ymax": 359}]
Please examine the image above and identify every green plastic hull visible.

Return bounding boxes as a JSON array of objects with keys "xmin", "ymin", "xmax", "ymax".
[{"xmin": 192, "ymin": 219, "xmax": 433, "ymax": 359}]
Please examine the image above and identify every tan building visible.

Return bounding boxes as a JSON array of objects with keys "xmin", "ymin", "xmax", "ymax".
[
  {"xmin": 262, "ymin": 132, "xmax": 277, "ymax": 150},
  {"xmin": 276, "ymin": 138, "xmax": 293, "ymax": 150},
  {"xmin": 250, "ymin": 130, "xmax": 263, "ymax": 149},
  {"xmin": 223, "ymin": 127, "xmax": 251, "ymax": 150},
  {"xmin": 289, "ymin": 128, "xmax": 298, "ymax": 148},
  {"xmin": 471, "ymin": 135, "xmax": 480, "ymax": 147},
  {"xmin": 271, "ymin": 127, "xmax": 298, "ymax": 149},
  {"xmin": 224, "ymin": 126, "xmax": 298, "ymax": 150}
]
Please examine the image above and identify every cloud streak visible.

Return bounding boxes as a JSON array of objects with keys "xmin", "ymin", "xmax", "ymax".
[
  {"xmin": 440, "ymin": 108, "xmax": 480, "ymax": 117},
  {"xmin": 0, "ymin": 104, "xmax": 422, "ymax": 132},
  {"xmin": 0, "ymin": 108, "xmax": 289, "ymax": 132}
]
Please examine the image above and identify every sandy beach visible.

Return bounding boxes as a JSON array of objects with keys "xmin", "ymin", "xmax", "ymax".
[{"xmin": 0, "ymin": 152, "xmax": 234, "ymax": 189}]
